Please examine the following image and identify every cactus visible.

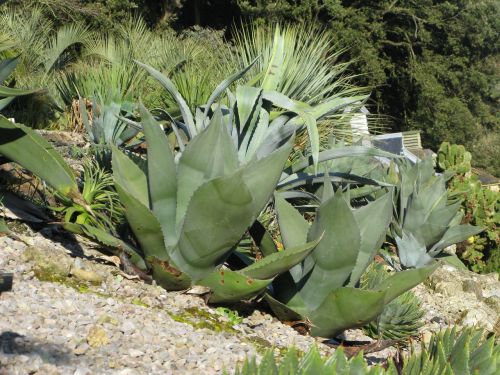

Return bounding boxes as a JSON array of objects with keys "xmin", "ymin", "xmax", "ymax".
[
  {"xmin": 437, "ymin": 141, "xmax": 472, "ymax": 175},
  {"xmin": 449, "ymin": 174, "xmax": 499, "ymax": 273}
]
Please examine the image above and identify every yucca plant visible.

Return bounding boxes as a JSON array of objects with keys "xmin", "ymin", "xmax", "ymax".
[
  {"xmin": 265, "ymin": 183, "xmax": 436, "ymax": 338},
  {"xmin": 234, "ymin": 23, "xmax": 373, "ymax": 167},
  {"xmin": 362, "ymin": 264, "xmax": 424, "ymax": 341},
  {"xmin": 390, "ymin": 158, "xmax": 483, "ymax": 269}
]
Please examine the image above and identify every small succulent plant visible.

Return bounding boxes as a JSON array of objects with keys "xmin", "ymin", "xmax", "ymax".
[
  {"xmin": 233, "ymin": 327, "xmax": 499, "ymax": 375},
  {"xmin": 362, "ymin": 264, "xmax": 424, "ymax": 341}
]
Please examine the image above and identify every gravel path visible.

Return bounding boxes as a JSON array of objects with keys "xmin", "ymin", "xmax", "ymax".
[
  {"xmin": 3, "ymin": 221, "xmax": 496, "ymax": 374},
  {"xmin": 0, "ymin": 223, "xmax": 330, "ymax": 374}
]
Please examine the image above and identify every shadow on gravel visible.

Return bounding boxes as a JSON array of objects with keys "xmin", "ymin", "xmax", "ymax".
[{"xmin": 0, "ymin": 331, "xmax": 72, "ymax": 364}]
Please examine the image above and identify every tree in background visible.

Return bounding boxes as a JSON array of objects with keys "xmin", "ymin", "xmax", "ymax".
[
  {"xmin": 237, "ymin": 0, "xmax": 500, "ymax": 175},
  {"xmin": 2, "ymin": 0, "xmax": 498, "ymax": 174}
]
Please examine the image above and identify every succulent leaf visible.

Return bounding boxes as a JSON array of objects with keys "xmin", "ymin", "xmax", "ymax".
[
  {"xmin": 140, "ymin": 103, "xmax": 177, "ymax": 246},
  {"xmin": 0, "ymin": 117, "xmax": 79, "ymax": 198},
  {"xmin": 199, "ymin": 269, "xmax": 271, "ymax": 304},
  {"xmin": 175, "ymin": 108, "xmax": 239, "ymax": 230},
  {"xmin": 112, "ymin": 146, "xmax": 149, "ymax": 206}
]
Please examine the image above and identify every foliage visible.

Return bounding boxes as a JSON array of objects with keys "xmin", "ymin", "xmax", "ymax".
[
  {"xmin": 233, "ymin": 327, "xmax": 499, "ymax": 375},
  {"xmin": 390, "ymin": 158, "xmax": 483, "ymax": 269},
  {"xmin": 235, "ymin": 0, "xmax": 500, "ymax": 176},
  {"xmin": 51, "ymin": 159, "xmax": 124, "ymax": 233},
  {"xmin": 0, "ymin": 5, "xmax": 91, "ymax": 126},
  {"xmin": 232, "ymin": 346, "xmax": 386, "ymax": 375},
  {"xmin": 0, "ymin": 42, "xmax": 37, "ymax": 111},
  {"xmin": 362, "ymin": 264, "xmax": 424, "ymax": 341},
  {"xmin": 401, "ymin": 327, "xmax": 499, "ymax": 375},
  {"xmin": 0, "ymin": 115, "xmax": 80, "ymax": 198},
  {"xmin": 267, "ymin": 188, "xmax": 436, "ymax": 337},
  {"xmin": 446, "ymin": 173, "xmax": 499, "ymax": 274},
  {"xmin": 106, "ymin": 93, "xmax": 323, "ymax": 301},
  {"xmin": 233, "ymin": 23, "xmax": 369, "ymax": 165},
  {"xmin": 437, "ymin": 142, "xmax": 472, "ymax": 175},
  {"xmin": 215, "ymin": 307, "xmax": 243, "ymax": 326}
]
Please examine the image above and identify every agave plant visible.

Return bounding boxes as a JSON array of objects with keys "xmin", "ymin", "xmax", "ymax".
[
  {"xmin": 233, "ymin": 346, "xmax": 387, "ymax": 375},
  {"xmin": 391, "ymin": 158, "xmax": 483, "ymax": 269},
  {"xmin": 103, "ymin": 103, "xmax": 320, "ymax": 302},
  {"xmin": 266, "ymin": 184, "xmax": 436, "ymax": 338},
  {"xmin": 362, "ymin": 264, "xmax": 424, "ymax": 341},
  {"xmin": 400, "ymin": 327, "xmax": 499, "ymax": 375},
  {"xmin": 139, "ymin": 32, "xmax": 367, "ymax": 171}
]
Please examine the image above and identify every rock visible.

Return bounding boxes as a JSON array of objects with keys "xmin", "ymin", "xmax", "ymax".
[
  {"xmin": 70, "ymin": 267, "xmax": 103, "ymax": 285},
  {"xmin": 74, "ymin": 342, "xmax": 90, "ymax": 355},
  {"xmin": 416, "ymin": 264, "xmax": 499, "ymax": 335},
  {"xmin": 129, "ymin": 349, "xmax": 145, "ymax": 357},
  {"xmin": 462, "ymin": 279, "xmax": 483, "ymax": 298},
  {"xmin": 456, "ymin": 308, "xmax": 493, "ymax": 332},
  {"xmin": 86, "ymin": 326, "xmax": 109, "ymax": 348},
  {"xmin": 484, "ymin": 296, "xmax": 500, "ymax": 314},
  {"xmin": 98, "ymin": 314, "xmax": 119, "ymax": 326},
  {"xmin": 73, "ymin": 367, "xmax": 92, "ymax": 375},
  {"xmin": 433, "ymin": 281, "xmax": 463, "ymax": 296}
]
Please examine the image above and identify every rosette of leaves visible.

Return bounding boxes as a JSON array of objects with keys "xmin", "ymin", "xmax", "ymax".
[
  {"xmin": 233, "ymin": 327, "xmax": 499, "ymax": 375},
  {"xmin": 400, "ymin": 327, "xmax": 499, "ymax": 375},
  {"xmin": 78, "ymin": 93, "xmax": 142, "ymax": 169},
  {"xmin": 233, "ymin": 346, "xmax": 387, "ymax": 375},
  {"xmin": 264, "ymin": 183, "xmax": 436, "ymax": 338},
  {"xmin": 51, "ymin": 159, "xmax": 124, "ymax": 233},
  {"xmin": 362, "ymin": 264, "xmax": 424, "ymax": 341},
  {"xmin": 391, "ymin": 158, "xmax": 483, "ymax": 269},
  {"xmin": 105, "ymin": 101, "xmax": 324, "ymax": 303},
  {"xmin": 138, "ymin": 27, "xmax": 368, "ymax": 172}
]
